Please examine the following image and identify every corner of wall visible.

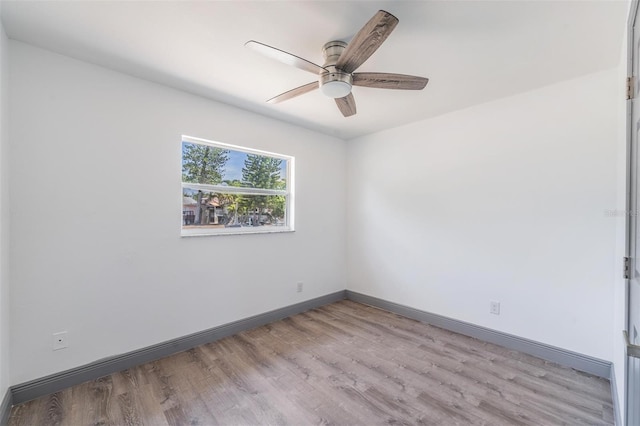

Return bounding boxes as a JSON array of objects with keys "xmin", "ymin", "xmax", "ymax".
[
  {"xmin": 613, "ymin": 2, "xmax": 633, "ymax": 423},
  {"xmin": 0, "ymin": 7, "xmax": 10, "ymax": 408}
]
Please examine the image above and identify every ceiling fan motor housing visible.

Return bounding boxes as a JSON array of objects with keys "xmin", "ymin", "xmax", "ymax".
[{"xmin": 320, "ymin": 41, "xmax": 352, "ymax": 98}]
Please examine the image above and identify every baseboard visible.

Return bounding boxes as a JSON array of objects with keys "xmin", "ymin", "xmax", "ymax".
[
  {"xmin": 11, "ymin": 289, "xmax": 615, "ymax": 407},
  {"xmin": 0, "ymin": 388, "xmax": 12, "ymax": 426},
  {"xmin": 345, "ymin": 290, "xmax": 612, "ymax": 379},
  {"xmin": 610, "ymin": 363, "xmax": 621, "ymax": 426},
  {"xmin": 11, "ymin": 290, "xmax": 347, "ymax": 404}
]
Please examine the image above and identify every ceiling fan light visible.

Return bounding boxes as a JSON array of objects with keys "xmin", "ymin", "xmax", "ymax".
[
  {"xmin": 321, "ymin": 80, "xmax": 352, "ymax": 98},
  {"xmin": 320, "ymin": 71, "xmax": 353, "ymax": 99}
]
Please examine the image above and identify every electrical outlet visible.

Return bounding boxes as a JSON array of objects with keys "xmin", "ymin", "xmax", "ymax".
[
  {"xmin": 52, "ymin": 331, "xmax": 68, "ymax": 351},
  {"xmin": 489, "ymin": 301, "xmax": 500, "ymax": 315},
  {"xmin": 296, "ymin": 282, "xmax": 304, "ymax": 293}
]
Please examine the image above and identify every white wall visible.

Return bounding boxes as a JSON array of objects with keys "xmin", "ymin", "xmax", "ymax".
[
  {"xmin": 8, "ymin": 41, "xmax": 347, "ymax": 384},
  {"xmin": 347, "ymin": 69, "xmax": 618, "ymax": 360},
  {"xmin": 0, "ymin": 17, "xmax": 10, "ymax": 397}
]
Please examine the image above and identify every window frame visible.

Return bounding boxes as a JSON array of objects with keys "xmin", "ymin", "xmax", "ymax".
[{"xmin": 181, "ymin": 135, "xmax": 295, "ymax": 237}]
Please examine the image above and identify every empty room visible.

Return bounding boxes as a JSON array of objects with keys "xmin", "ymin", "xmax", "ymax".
[{"xmin": 0, "ymin": 0, "xmax": 638, "ymax": 425}]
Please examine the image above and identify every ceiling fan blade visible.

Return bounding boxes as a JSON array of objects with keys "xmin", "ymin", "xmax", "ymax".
[
  {"xmin": 335, "ymin": 10, "xmax": 399, "ymax": 73},
  {"xmin": 267, "ymin": 81, "xmax": 319, "ymax": 104},
  {"xmin": 352, "ymin": 72, "xmax": 429, "ymax": 90},
  {"xmin": 335, "ymin": 93, "xmax": 357, "ymax": 117},
  {"xmin": 245, "ymin": 40, "xmax": 326, "ymax": 75}
]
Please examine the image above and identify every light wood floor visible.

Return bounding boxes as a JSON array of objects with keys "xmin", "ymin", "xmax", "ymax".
[{"xmin": 9, "ymin": 300, "xmax": 614, "ymax": 425}]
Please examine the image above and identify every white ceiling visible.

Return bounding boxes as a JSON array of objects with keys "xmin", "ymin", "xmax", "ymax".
[{"xmin": 0, "ymin": 0, "xmax": 629, "ymax": 140}]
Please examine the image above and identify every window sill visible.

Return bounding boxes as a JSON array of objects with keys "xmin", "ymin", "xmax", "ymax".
[{"xmin": 181, "ymin": 226, "xmax": 294, "ymax": 237}]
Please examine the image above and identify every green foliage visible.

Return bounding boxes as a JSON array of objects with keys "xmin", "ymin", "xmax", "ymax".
[
  {"xmin": 242, "ymin": 155, "xmax": 283, "ymax": 189},
  {"xmin": 270, "ymin": 179, "xmax": 286, "ymax": 218},
  {"xmin": 182, "ymin": 143, "xmax": 229, "ymax": 185},
  {"xmin": 242, "ymin": 154, "xmax": 286, "ymax": 220},
  {"xmin": 182, "ymin": 143, "xmax": 229, "ymax": 225},
  {"xmin": 217, "ymin": 180, "xmax": 245, "ymax": 223}
]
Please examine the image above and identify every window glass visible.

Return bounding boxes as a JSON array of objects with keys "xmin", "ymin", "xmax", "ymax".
[{"xmin": 181, "ymin": 136, "xmax": 293, "ymax": 236}]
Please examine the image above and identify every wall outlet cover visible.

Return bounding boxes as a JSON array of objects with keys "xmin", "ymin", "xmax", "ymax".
[{"xmin": 52, "ymin": 331, "xmax": 69, "ymax": 351}]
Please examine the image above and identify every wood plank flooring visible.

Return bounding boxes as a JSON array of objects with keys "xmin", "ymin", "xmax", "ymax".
[{"xmin": 8, "ymin": 300, "xmax": 614, "ymax": 425}]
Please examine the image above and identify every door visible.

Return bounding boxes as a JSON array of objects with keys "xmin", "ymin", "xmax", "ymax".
[{"xmin": 627, "ymin": 2, "xmax": 640, "ymax": 424}]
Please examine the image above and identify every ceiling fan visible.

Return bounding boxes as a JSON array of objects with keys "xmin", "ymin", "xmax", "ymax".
[{"xmin": 245, "ymin": 10, "xmax": 429, "ymax": 118}]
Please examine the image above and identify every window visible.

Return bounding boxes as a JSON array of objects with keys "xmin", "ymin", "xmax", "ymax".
[{"xmin": 181, "ymin": 136, "xmax": 294, "ymax": 236}]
